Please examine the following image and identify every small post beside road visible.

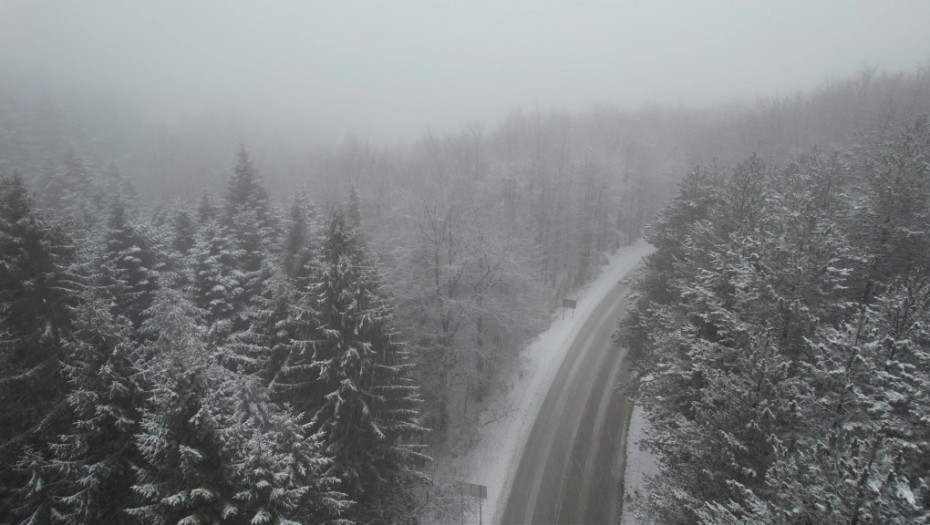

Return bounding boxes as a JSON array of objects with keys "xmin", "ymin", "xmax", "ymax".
[
  {"xmin": 456, "ymin": 480, "xmax": 488, "ymax": 524},
  {"xmin": 562, "ymin": 298, "xmax": 577, "ymax": 319}
]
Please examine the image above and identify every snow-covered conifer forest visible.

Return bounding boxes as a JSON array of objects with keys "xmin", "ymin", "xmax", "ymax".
[
  {"xmin": 622, "ymin": 75, "xmax": 930, "ymax": 522},
  {"xmin": 2, "ymin": 3, "xmax": 930, "ymax": 524}
]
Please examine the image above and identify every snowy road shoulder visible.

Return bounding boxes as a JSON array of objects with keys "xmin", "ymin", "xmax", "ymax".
[
  {"xmin": 425, "ymin": 240, "xmax": 654, "ymax": 524},
  {"xmin": 620, "ymin": 405, "xmax": 658, "ymax": 525}
]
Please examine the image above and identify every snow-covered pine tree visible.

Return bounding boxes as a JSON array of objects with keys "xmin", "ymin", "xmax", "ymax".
[
  {"xmin": 346, "ymin": 183, "xmax": 361, "ymax": 230},
  {"xmin": 220, "ymin": 145, "xmax": 277, "ymax": 272},
  {"xmin": 36, "ymin": 149, "xmax": 96, "ymax": 231},
  {"xmin": 171, "ymin": 209, "xmax": 197, "ymax": 256},
  {"xmin": 268, "ymin": 256, "xmax": 327, "ymax": 417},
  {"xmin": 282, "ymin": 192, "xmax": 318, "ymax": 281},
  {"xmin": 222, "ymin": 146, "xmax": 275, "ymax": 238},
  {"xmin": 190, "ymin": 221, "xmax": 245, "ymax": 346},
  {"xmin": 293, "ymin": 211, "xmax": 427, "ymax": 523},
  {"xmin": 217, "ymin": 374, "xmax": 350, "ymax": 524},
  {"xmin": 620, "ymin": 163, "xmax": 725, "ymax": 356},
  {"xmin": 633, "ymin": 236, "xmax": 805, "ymax": 523},
  {"xmin": 848, "ymin": 117, "xmax": 930, "ymax": 305},
  {"xmin": 624, "ymin": 153, "xmax": 859, "ymax": 523},
  {"xmin": 799, "ymin": 271, "xmax": 929, "ymax": 523},
  {"xmin": 224, "ymin": 270, "xmax": 295, "ymax": 382},
  {"xmin": 231, "ymin": 192, "xmax": 321, "ymax": 383},
  {"xmin": 104, "ymin": 163, "xmax": 138, "ymax": 204},
  {"xmin": 128, "ymin": 288, "xmax": 238, "ymax": 525},
  {"xmin": 227, "ymin": 207, "xmax": 278, "ymax": 334},
  {"xmin": 100, "ymin": 199, "xmax": 160, "ymax": 330},
  {"xmin": 704, "ymin": 271, "xmax": 930, "ymax": 524},
  {"xmin": 217, "ymin": 147, "xmax": 279, "ymax": 344},
  {"xmin": 230, "ymin": 207, "xmax": 270, "ymax": 277},
  {"xmin": 133, "ymin": 286, "xmax": 350, "ymax": 525},
  {"xmin": 197, "ymin": 192, "xmax": 216, "ymax": 223},
  {"xmin": 49, "ymin": 291, "xmax": 144, "ymax": 524},
  {"xmin": 0, "ymin": 174, "xmax": 77, "ymax": 518}
]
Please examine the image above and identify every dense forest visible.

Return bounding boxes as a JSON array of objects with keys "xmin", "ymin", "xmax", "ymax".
[
  {"xmin": 0, "ymin": 149, "xmax": 428, "ymax": 523},
  {"xmin": 623, "ymin": 69, "xmax": 930, "ymax": 523},
  {"xmin": 1, "ymin": 61, "xmax": 929, "ymax": 524},
  {"xmin": 0, "ymin": 73, "xmax": 672, "ymax": 521}
]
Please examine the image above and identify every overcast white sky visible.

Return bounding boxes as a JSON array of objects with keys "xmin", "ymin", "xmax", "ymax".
[{"xmin": 2, "ymin": 0, "xmax": 928, "ymax": 143}]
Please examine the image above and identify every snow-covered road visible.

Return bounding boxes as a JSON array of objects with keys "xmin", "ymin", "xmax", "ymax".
[{"xmin": 427, "ymin": 241, "xmax": 653, "ymax": 524}]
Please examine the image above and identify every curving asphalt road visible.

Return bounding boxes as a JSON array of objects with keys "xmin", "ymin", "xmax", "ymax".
[{"xmin": 496, "ymin": 282, "xmax": 635, "ymax": 525}]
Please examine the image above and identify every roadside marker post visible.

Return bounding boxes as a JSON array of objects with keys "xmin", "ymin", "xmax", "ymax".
[{"xmin": 456, "ymin": 481, "xmax": 487, "ymax": 524}]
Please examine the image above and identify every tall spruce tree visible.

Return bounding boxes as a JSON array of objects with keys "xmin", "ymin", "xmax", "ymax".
[
  {"xmin": 128, "ymin": 288, "xmax": 237, "ymax": 525},
  {"xmin": 218, "ymin": 374, "xmax": 350, "ymax": 524},
  {"xmin": 225, "ymin": 271, "xmax": 294, "ymax": 382},
  {"xmin": 49, "ymin": 292, "xmax": 143, "ymax": 523},
  {"xmin": 100, "ymin": 200, "xmax": 160, "ymax": 330},
  {"xmin": 282, "ymin": 192, "xmax": 318, "ymax": 281},
  {"xmin": 190, "ymin": 222, "xmax": 244, "ymax": 345},
  {"xmin": 36, "ymin": 149, "xmax": 96, "ymax": 229},
  {"xmin": 171, "ymin": 209, "xmax": 197, "ymax": 256},
  {"xmin": 0, "ymin": 174, "xmax": 77, "ymax": 517},
  {"xmin": 197, "ymin": 193, "xmax": 216, "ymax": 223},
  {"xmin": 219, "ymin": 147, "xmax": 278, "ymax": 340},
  {"xmin": 276, "ymin": 212, "xmax": 427, "ymax": 523},
  {"xmin": 223, "ymin": 146, "xmax": 273, "ymax": 232}
]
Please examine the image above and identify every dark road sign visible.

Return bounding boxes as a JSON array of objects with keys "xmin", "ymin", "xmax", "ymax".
[
  {"xmin": 456, "ymin": 481, "xmax": 488, "ymax": 524},
  {"xmin": 456, "ymin": 480, "xmax": 487, "ymax": 499},
  {"xmin": 562, "ymin": 298, "xmax": 577, "ymax": 319}
]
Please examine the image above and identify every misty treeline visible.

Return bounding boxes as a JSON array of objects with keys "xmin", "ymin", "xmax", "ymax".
[
  {"xmin": 0, "ymin": 75, "xmax": 676, "ymax": 522},
  {"xmin": 1, "ymin": 60, "xmax": 928, "ymax": 524},
  {"xmin": 623, "ymin": 68, "xmax": 930, "ymax": 522},
  {"xmin": 1, "ymin": 72, "xmax": 689, "ymax": 451}
]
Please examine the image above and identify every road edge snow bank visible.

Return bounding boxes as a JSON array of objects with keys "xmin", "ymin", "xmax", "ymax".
[{"xmin": 620, "ymin": 405, "xmax": 659, "ymax": 525}]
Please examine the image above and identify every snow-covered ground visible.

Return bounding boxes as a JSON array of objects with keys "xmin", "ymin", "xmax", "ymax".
[
  {"xmin": 425, "ymin": 240, "xmax": 654, "ymax": 525},
  {"xmin": 621, "ymin": 405, "xmax": 659, "ymax": 525}
]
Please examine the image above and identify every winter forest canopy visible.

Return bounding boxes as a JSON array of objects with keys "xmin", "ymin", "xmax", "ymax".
[{"xmin": 2, "ymin": 2, "xmax": 930, "ymax": 524}]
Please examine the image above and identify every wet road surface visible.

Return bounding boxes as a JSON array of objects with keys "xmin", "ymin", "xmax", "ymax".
[{"xmin": 497, "ymin": 282, "xmax": 635, "ymax": 525}]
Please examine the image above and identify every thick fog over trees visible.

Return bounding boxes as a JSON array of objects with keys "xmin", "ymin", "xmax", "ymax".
[{"xmin": 1, "ymin": 2, "xmax": 930, "ymax": 524}]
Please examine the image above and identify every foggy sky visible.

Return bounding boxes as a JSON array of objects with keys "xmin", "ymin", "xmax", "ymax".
[{"xmin": 2, "ymin": 0, "xmax": 928, "ymax": 144}]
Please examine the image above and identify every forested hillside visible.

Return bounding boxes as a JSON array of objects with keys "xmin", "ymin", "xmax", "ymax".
[
  {"xmin": 1, "ymin": 63, "xmax": 929, "ymax": 524},
  {"xmin": 0, "ymin": 104, "xmax": 670, "ymax": 522},
  {"xmin": 623, "ymin": 70, "xmax": 930, "ymax": 523},
  {"xmin": 0, "ymin": 80, "xmax": 692, "ymax": 448}
]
